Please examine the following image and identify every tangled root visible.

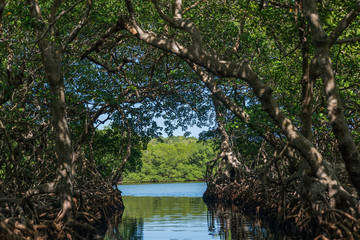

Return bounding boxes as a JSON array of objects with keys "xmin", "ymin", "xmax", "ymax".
[
  {"xmin": 0, "ymin": 181, "xmax": 124, "ymax": 239},
  {"xmin": 204, "ymin": 176, "xmax": 360, "ymax": 239}
]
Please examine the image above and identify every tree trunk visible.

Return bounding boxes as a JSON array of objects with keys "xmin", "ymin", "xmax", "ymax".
[
  {"xmin": 211, "ymin": 97, "xmax": 243, "ymax": 184},
  {"xmin": 119, "ymin": 4, "xmax": 357, "ymax": 204},
  {"xmin": 26, "ymin": 0, "xmax": 76, "ymax": 223},
  {"xmin": 37, "ymin": 40, "xmax": 74, "ymax": 223},
  {"xmin": 296, "ymin": 0, "xmax": 314, "ymax": 142},
  {"xmin": 303, "ymin": 0, "xmax": 360, "ymax": 193},
  {"xmin": 110, "ymin": 108, "xmax": 132, "ymax": 187}
]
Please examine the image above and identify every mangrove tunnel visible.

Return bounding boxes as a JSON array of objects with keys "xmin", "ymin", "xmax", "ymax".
[{"xmin": 1, "ymin": 0, "xmax": 360, "ymax": 239}]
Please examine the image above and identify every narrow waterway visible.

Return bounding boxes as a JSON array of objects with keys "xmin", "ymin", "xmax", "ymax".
[{"xmin": 105, "ymin": 182, "xmax": 296, "ymax": 240}]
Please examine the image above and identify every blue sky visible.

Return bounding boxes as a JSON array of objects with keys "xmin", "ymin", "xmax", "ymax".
[
  {"xmin": 157, "ymin": 121, "xmax": 207, "ymax": 138},
  {"xmin": 97, "ymin": 114, "xmax": 208, "ymax": 138}
]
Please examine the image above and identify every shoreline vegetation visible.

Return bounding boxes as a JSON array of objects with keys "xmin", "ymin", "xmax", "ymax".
[
  {"xmin": 95, "ymin": 136, "xmax": 217, "ymax": 184},
  {"xmin": 122, "ymin": 137, "xmax": 216, "ymax": 183},
  {"xmin": 1, "ymin": 1, "xmax": 359, "ymax": 239},
  {"xmin": 118, "ymin": 179, "xmax": 205, "ymax": 185},
  {"xmin": 122, "ymin": 176, "xmax": 206, "ymax": 184}
]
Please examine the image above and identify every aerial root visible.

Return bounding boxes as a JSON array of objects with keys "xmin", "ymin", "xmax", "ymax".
[
  {"xmin": 314, "ymin": 235, "xmax": 330, "ymax": 240},
  {"xmin": 204, "ymin": 175, "xmax": 360, "ymax": 239},
  {"xmin": 0, "ymin": 180, "xmax": 124, "ymax": 239}
]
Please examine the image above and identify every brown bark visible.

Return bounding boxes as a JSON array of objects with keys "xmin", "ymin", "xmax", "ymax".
[
  {"xmin": 185, "ymin": 46, "xmax": 343, "ymax": 205},
  {"xmin": 189, "ymin": 61, "xmax": 299, "ymax": 174},
  {"xmin": 39, "ymin": 40, "xmax": 74, "ymax": 223},
  {"xmin": 25, "ymin": 0, "xmax": 93, "ymax": 225},
  {"xmin": 110, "ymin": 107, "xmax": 132, "ymax": 187},
  {"xmin": 26, "ymin": 0, "xmax": 75, "ymax": 223},
  {"xmin": 212, "ymin": 97, "xmax": 243, "ymax": 183},
  {"xmin": 296, "ymin": 0, "xmax": 313, "ymax": 142},
  {"xmin": 0, "ymin": 0, "xmax": 6, "ymax": 35},
  {"xmin": 302, "ymin": 0, "xmax": 360, "ymax": 193},
  {"xmin": 119, "ymin": 0, "xmax": 356, "ymax": 204}
]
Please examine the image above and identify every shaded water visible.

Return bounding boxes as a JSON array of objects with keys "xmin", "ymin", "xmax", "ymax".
[{"xmin": 105, "ymin": 182, "xmax": 295, "ymax": 240}]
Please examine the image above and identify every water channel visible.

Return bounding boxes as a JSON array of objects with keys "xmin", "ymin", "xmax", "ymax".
[{"xmin": 105, "ymin": 182, "xmax": 298, "ymax": 240}]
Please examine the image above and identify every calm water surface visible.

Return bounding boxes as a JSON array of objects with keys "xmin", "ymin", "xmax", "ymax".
[{"xmin": 105, "ymin": 182, "xmax": 292, "ymax": 240}]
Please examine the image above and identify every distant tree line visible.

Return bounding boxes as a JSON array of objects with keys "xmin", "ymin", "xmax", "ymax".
[
  {"xmin": 1, "ymin": 0, "xmax": 360, "ymax": 239},
  {"xmin": 122, "ymin": 136, "xmax": 216, "ymax": 183},
  {"xmin": 92, "ymin": 132, "xmax": 217, "ymax": 183}
]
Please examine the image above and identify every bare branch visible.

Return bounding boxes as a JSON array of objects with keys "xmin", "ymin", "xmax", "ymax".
[
  {"xmin": 334, "ymin": 36, "xmax": 360, "ymax": 44},
  {"xmin": 304, "ymin": 0, "xmax": 359, "ymax": 47},
  {"xmin": 49, "ymin": 0, "xmax": 63, "ymax": 22},
  {"xmin": 124, "ymin": 0, "xmax": 136, "ymax": 21},
  {"xmin": 151, "ymin": 0, "xmax": 202, "ymax": 53},
  {"xmin": 302, "ymin": 0, "xmax": 328, "ymax": 46},
  {"xmin": 26, "ymin": 0, "xmax": 45, "ymax": 24},
  {"xmin": 110, "ymin": 107, "xmax": 132, "ymax": 186},
  {"xmin": 329, "ymin": 4, "xmax": 360, "ymax": 46},
  {"xmin": 118, "ymin": 15, "xmax": 252, "ymax": 79},
  {"xmin": 303, "ymin": 0, "xmax": 360, "ymax": 193},
  {"xmin": 85, "ymin": 55, "xmax": 117, "ymax": 73},
  {"xmin": 81, "ymin": 18, "xmax": 126, "ymax": 59},
  {"xmin": 85, "ymin": 55, "xmax": 131, "ymax": 73},
  {"xmin": 188, "ymin": 62, "xmax": 250, "ymax": 123},
  {"xmin": 74, "ymin": 104, "xmax": 114, "ymax": 153},
  {"xmin": 35, "ymin": 0, "xmax": 84, "ymax": 42},
  {"xmin": 62, "ymin": 0, "xmax": 92, "ymax": 46},
  {"xmin": 50, "ymin": 0, "xmax": 84, "ymax": 24},
  {"xmin": 120, "ymin": 1, "xmax": 356, "ymax": 202},
  {"xmin": 173, "ymin": 0, "xmax": 183, "ymax": 19}
]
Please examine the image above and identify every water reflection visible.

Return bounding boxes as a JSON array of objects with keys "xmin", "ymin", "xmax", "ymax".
[
  {"xmin": 105, "ymin": 196, "xmax": 209, "ymax": 240},
  {"xmin": 106, "ymin": 215, "xmax": 144, "ymax": 240},
  {"xmin": 105, "ymin": 197, "xmax": 295, "ymax": 239},
  {"xmin": 207, "ymin": 202, "xmax": 274, "ymax": 240},
  {"xmin": 105, "ymin": 183, "xmax": 299, "ymax": 239}
]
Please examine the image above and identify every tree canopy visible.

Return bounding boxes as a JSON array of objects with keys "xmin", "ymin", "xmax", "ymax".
[
  {"xmin": 122, "ymin": 136, "xmax": 216, "ymax": 183},
  {"xmin": 1, "ymin": 0, "xmax": 360, "ymax": 238}
]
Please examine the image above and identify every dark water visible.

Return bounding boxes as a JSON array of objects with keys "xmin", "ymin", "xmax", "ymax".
[{"xmin": 105, "ymin": 182, "xmax": 293, "ymax": 240}]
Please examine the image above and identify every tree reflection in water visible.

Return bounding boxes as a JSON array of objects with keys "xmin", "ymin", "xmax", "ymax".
[
  {"xmin": 106, "ymin": 214, "xmax": 144, "ymax": 240},
  {"xmin": 104, "ymin": 193, "xmax": 300, "ymax": 239},
  {"xmin": 206, "ymin": 202, "xmax": 296, "ymax": 240}
]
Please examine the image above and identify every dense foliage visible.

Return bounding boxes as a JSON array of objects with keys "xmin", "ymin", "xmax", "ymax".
[
  {"xmin": 1, "ymin": 0, "xmax": 359, "ymax": 238},
  {"xmin": 122, "ymin": 136, "xmax": 216, "ymax": 183}
]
